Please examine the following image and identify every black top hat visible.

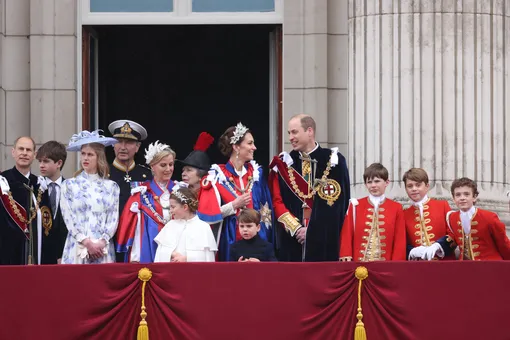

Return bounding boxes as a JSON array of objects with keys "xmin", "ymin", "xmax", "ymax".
[
  {"xmin": 178, "ymin": 132, "xmax": 214, "ymax": 170},
  {"xmin": 179, "ymin": 150, "xmax": 211, "ymax": 170}
]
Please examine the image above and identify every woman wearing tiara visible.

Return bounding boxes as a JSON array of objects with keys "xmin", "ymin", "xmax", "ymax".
[
  {"xmin": 116, "ymin": 141, "xmax": 177, "ymax": 263},
  {"xmin": 197, "ymin": 123, "xmax": 275, "ymax": 261},
  {"xmin": 60, "ymin": 130, "xmax": 120, "ymax": 264}
]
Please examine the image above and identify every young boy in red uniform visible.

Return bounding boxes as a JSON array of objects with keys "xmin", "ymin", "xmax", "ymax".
[
  {"xmin": 402, "ymin": 168, "xmax": 452, "ymax": 260},
  {"xmin": 339, "ymin": 163, "xmax": 406, "ymax": 262},
  {"xmin": 433, "ymin": 177, "xmax": 510, "ymax": 261}
]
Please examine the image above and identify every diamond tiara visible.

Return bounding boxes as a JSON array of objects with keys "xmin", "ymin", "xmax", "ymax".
[{"xmin": 229, "ymin": 122, "xmax": 249, "ymax": 145}]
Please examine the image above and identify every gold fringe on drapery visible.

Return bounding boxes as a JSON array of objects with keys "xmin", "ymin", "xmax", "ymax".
[
  {"xmin": 137, "ymin": 268, "xmax": 153, "ymax": 340},
  {"xmin": 354, "ymin": 266, "xmax": 368, "ymax": 340}
]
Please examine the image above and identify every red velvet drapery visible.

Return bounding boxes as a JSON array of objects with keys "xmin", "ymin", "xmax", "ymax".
[{"xmin": 1, "ymin": 262, "xmax": 509, "ymax": 340}]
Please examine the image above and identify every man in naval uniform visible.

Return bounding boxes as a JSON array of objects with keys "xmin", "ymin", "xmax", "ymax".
[
  {"xmin": 108, "ymin": 120, "xmax": 152, "ymax": 262},
  {"xmin": 269, "ymin": 114, "xmax": 351, "ymax": 262}
]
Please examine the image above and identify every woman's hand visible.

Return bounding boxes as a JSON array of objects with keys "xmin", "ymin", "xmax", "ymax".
[
  {"xmin": 171, "ymin": 252, "xmax": 187, "ymax": 262},
  {"xmin": 232, "ymin": 193, "xmax": 251, "ymax": 210},
  {"xmin": 83, "ymin": 239, "xmax": 105, "ymax": 260}
]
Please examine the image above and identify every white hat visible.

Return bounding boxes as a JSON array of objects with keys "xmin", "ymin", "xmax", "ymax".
[
  {"xmin": 66, "ymin": 130, "xmax": 118, "ymax": 152},
  {"xmin": 108, "ymin": 120, "xmax": 148, "ymax": 141}
]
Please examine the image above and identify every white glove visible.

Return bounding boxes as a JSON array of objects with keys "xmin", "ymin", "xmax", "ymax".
[
  {"xmin": 408, "ymin": 246, "xmax": 427, "ymax": 260},
  {"xmin": 421, "ymin": 243, "xmax": 443, "ymax": 261}
]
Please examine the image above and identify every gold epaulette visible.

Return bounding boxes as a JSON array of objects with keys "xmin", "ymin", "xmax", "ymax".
[{"xmin": 277, "ymin": 212, "xmax": 302, "ymax": 237}]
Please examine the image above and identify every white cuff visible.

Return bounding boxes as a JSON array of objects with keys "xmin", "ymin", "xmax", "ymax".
[{"xmin": 221, "ymin": 202, "xmax": 236, "ymax": 218}]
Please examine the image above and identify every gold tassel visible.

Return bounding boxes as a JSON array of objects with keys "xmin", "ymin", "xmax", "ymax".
[
  {"xmin": 354, "ymin": 266, "xmax": 368, "ymax": 340},
  {"xmin": 137, "ymin": 268, "xmax": 153, "ymax": 340}
]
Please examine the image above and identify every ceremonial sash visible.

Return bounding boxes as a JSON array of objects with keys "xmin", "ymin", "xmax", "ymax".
[
  {"xmin": 269, "ymin": 156, "xmax": 314, "ymax": 208},
  {"xmin": 0, "ymin": 188, "xmax": 29, "ymax": 240}
]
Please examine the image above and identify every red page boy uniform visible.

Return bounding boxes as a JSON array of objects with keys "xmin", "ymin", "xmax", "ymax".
[
  {"xmin": 403, "ymin": 195, "xmax": 454, "ymax": 260},
  {"xmin": 339, "ymin": 195, "xmax": 406, "ymax": 262},
  {"xmin": 438, "ymin": 207, "xmax": 510, "ymax": 261}
]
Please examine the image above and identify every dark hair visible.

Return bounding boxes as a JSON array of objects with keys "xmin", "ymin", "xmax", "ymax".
[
  {"xmin": 217, "ymin": 125, "xmax": 252, "ymax": 157},
  {"xmin": 402, "ymin": 168, "xmax": 429, "ymax": 185},
  {"xmin": 450, "ymin": 177, "xmax": 479, "ymax": 197},
  {"xmin": 170, "ymin": 187, "xmax": 199, "ymax": 213},
  {"xmin": 238, "ymin": 208, "xmax": 261, "ymax": 225},
  {"xmin": 36, "ymin": 141, "xmax": 67, "ymax": 170},
  {"xmin": 363, "ymin": 163, "xmax": 389, "ymax": 182}
]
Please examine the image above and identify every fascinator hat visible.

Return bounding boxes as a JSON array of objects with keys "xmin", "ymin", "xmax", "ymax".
[{"xmin": 66, "ymin": 130, "xmax": 118, "ymax": 152}]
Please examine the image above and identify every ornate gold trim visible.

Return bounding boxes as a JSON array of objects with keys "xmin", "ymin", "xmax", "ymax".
[
  {"xmin": 7, "ymin": 189, "xmax": 43, "ymax": 225},
  {"xmin": 287, "ymin": 160, "xmax": 333, "ymax": 200}
]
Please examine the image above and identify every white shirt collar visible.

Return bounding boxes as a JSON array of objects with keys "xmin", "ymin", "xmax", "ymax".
[
  {"xmin": 412, "ymin": 194, "xmax": 429, "ymax": 218},
  {"xmin": 46, "ymin": 176, "xmax": 63, "ymax": 186},
  {"xmin": 412, "ymin": 194, "xmax": 429, "ymax": 207},
  {"xmin": 460, "ymin": 206, "xmax": 477, "ymax": 234},
  {"xmin": 24, "ymin": 171, "xmax": 31, "ymax": 179},
  {"xmin": 369, "ymin": 194, "xmax": 385, "ymax": 209},
  {"xmin": 299, "ymin": 142, "xmax": 319, "ymax": 157},
  {"xmin": 234, "ymin": 166, "xmax": 247, "ymax": 178},
  {"xmin": 460, "ymin": 206, "xmax": 476, "ymax": 219}
]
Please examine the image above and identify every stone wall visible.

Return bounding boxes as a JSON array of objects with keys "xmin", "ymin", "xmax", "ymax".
[
  {"xmin": 0, "ymin": 0, "xmax": 77, "ymax": 177},
  {"xmin": 283, "ymin": 0, "xmax": 349, "ymax": 156}
]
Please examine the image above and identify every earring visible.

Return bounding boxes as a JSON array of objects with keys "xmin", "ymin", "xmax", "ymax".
[{"xmin": 236, "ymin": 151, "xmax": 239, "ymax": 160}]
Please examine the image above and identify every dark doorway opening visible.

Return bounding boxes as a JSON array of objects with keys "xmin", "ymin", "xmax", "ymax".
[{"xmin": 83, "ymin": 24, "xmax": 281, "ymax": 179}]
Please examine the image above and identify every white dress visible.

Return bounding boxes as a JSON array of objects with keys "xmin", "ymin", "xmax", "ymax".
[
  {"xmin": 60, "ymin": 171, "xmax": 120, "ymax": 264},
  {"xmin": 154, "ymin": 215, "xmax": 217, "ymax": 262}
]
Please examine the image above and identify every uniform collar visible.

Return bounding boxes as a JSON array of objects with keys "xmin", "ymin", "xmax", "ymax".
[{"xmin": 113, "ymin": 159, "xmax": 136, "ymax": 172}]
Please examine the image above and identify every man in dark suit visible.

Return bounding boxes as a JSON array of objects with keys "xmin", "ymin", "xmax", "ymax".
[
  {"xmin": 108, "ymin": 120, "xmax": 152, "ymax": 262},
  {"xmin": 36, "ymin": 141, "xmax": 69, "ymax": 264},
  {"xmin": 0, "ymin": 136, "xmax": 40, "ymax": 265}
]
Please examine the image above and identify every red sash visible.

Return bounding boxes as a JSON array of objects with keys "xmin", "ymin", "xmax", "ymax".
[
  {"xmin": 269, "ymin": 156, "xmax": 314, "ymax": 209},
  {"xmin": 0, "ymin": 188, "xmax": 29, "ymax": 240}
]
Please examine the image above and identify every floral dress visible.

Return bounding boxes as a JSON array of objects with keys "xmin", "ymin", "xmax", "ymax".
[{"xmin": 60, "ymin": 171, "xmax": 120, "ymax": 264}]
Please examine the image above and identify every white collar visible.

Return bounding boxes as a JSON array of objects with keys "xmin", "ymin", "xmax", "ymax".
[
  {"xmin": 25, "ymin": 171, "xmax": 31, "ymax": 179},
  {"xmin": 299, "ymin": 142, "xmax": 319, "ymax": 157},
  {"xmin": 46, "ymin": 176, "xmax": 63, "ymax": 186},
  {"xmin": 460, "ymin": 206, "xmax": 476, "ymax": 219},
  {"xmin": 460, "ymin": 206, "xmax": 476, "ymax": 234},
  {"xmin": 234, "ymin": 166, "xmax": 247, "ymax": 178},
  {"xmin": 412, "ymin": 194, "xmax": 429, "ymax": 207},
  {"xmin": 369, "ymin": 194, "xmax": 385, "ymax": 207}
]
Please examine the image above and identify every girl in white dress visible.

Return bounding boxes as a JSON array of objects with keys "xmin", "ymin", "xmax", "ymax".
[
  {"xmin": 60, "ymin": 130, "xmax": 120, "ymax": 264},
  {"xmin": 154, "ymin": 186, "xmax": 217, "ymax": 262}
]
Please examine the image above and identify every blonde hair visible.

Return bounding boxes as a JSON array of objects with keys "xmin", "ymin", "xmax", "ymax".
[
  {"xmin": 74, "ymin": 143, "xmax": 110, "ymax": 178},
  {"xmin": 149, "ymin": 148, "xmax": 176, "ymax": 167}
]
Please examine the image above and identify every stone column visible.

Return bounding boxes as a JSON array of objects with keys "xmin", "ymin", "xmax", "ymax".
[
  {"xmin": 0, "ymin": 0, "xmax": 77, "ymax": 174},
  {"xmin": 348, "ymin": 0, "xmax": 510, "ymax": 221},
  {"xmin": 283, "ymin": 0, "xmax": 349, "ymax": 155},
  {"xmin": 29, "ymin": 0, "xmax": 77, "ymax": 176},
  {"xmin": 0, "ymin": 0, "xmax": 31, "ymax": 170}
]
